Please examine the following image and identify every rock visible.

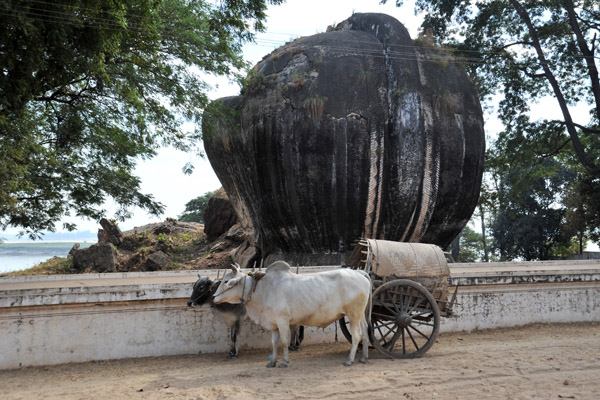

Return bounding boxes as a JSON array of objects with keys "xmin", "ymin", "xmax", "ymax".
[
  {"xmin": 152, "ymin": 224, "xmax": 172, "ymax": 235},
  {"xmin": 210, "ymin": 241, "xmax": 230, "ymax": 253},
  {"xmin": 72, "ymin": 242, "xmax": 117, "ymax": 273},
  {"xmin": 204, "ymin": 190, "xmax": 238, "ymax": 242},
  {"xmin": 66, "ymin": 218, "xmax": 211, "ymax": 273},
  {"xmin": 98, "ymin": 218, "xmax": 123, "ymax": 246},
  {"xmin": 119, "ymin": 233, "xmax": 153, "ymax": 253},
  {"xmin": 195, "ymin": 250, "xmax": 232, "ymax": 270},
  {"xmin": 203, "ymin": 13, "xmax": 485, "ymax": 263},
  {"xmin": 68, "ymin": 243, "xmax": 80, "ymax": 256},
  {"xmin": 97, "ymin": 229, "xmax": 110, "ymax": 244},
  {"xmin": 145, "ymin": 251, "xmax": 170, "ymax": 271},
  {"xmin": 124, "ymin": 220, "xmax": 204, "ymax": 237},
  {"xmin": 224, "ymin": 224, "xmax": 244, "ymax": 241},
  {"xmin": 231, "ymin": 240, "xmax": 261, "ymax": 269},
  {"xmin": 122, "ymin": 251, "xmax": 145, "ymax": 272}
]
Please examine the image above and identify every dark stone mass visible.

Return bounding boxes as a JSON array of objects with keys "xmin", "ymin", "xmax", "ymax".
[{"xmin": 203, "ymin": 13, "xmax": 485, "ymax": 263}]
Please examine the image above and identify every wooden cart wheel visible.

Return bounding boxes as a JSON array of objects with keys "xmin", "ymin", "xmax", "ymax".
[
  {"xmin": 369, "ymin": 279, "xmax": 440, "ymax": 358},
  {"xmin": 338, "ymin": 316, "xmax": 353, "ymax": 344}
]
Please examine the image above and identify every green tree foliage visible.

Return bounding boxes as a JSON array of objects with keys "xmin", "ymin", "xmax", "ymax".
[
  {"xmin": 392, "ymin": 0, "xmax": 600, "ymax": 176},
  {"xmin": 0, "ymin": 0, "xmax": 281, "ymax": 238},
  {"xmin": 460, "ymin": 226, "xmax": 486, "ymax": 262},
  {"xmin": 447, "ymin": 225, "xmax": 486, "ymax": 262},
  {"xmin": 489, "ymin": 158, "xmax": 575, "ymax": 261},
  {"xmin": 391, "ymin": 0, "xmax": 600, "ymax": 258},
  {"xmin": 178, "ymin": 190, "xmax": 215, "ymax": 223},
  {"xmin": 562, "ymin": 177, "xmax": 591, "ymax": 253},
  {"xmin": 564, "ymin": 173, "xmax": 600, "ymax": 245}
]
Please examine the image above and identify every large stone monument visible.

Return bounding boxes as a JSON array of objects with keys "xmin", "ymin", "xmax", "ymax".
[{"xmin": 203, "ymin": 13, "xmax": 485, "ymax": 265}]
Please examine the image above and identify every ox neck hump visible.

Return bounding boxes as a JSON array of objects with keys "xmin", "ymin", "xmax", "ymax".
[{"xmin": 265, "ymin": 260, "xmax": 291, "ymax": 274}]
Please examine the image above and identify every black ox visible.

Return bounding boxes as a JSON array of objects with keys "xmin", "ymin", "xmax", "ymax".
[{"xmin": 188, "ymin": 275, "xmax": 304, "ymax": 358}]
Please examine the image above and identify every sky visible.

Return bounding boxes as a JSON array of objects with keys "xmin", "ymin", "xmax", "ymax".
[
  {"xmin": 126, "ymin": 0, "xmax": 427, "ymax": 228},
  {"xmin": 4, "ymin": 0, "xmax": 427, "ymax": 236},
  {"xmin": 2, "ymin": 0, "xmax": 597, "ymax": 251}
]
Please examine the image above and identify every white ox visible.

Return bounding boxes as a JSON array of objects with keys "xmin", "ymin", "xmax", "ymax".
[{"xmin": 213, "ymin": 261, "xmax": 371, "ymax": 367}]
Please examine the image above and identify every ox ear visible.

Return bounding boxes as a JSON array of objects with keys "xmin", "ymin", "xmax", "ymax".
[{"xmin": 226, "ymin": 275, "xmax": 243, "ymax": 288}]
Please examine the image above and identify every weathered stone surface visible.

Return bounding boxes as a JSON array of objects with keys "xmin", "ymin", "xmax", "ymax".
[
  {"xmin": 224, "ymin": 223, "xmax": 246, "ymax": 242},
  {"xmin": 98, "ymin": 218, "xmax": 123, "ymax": 246},
  {"xmin": 203, "ymin": 13, "xmax": 485, "ymax": 262},
  {"xmin": 72, "ymin": 242, "xmax": 117, "ymax": 273},
  {"xmin": 203, "ymin": 190, "xmax": 238, "ymax": 242},
  {"xmin": 123, "ymin": 219, "xmax": 204, "ymax": 239},
  {"xmin": 210, "ymin": 240, "xmax": 230, "ymax": 253},
  {"xmin": 68, "ymin": 243, "xmax": 80, "ymax": 256},
  {"xmin": 145, "ymin": 251, "xmax": 170, "ymax": 271},
  {"xmin": 231, "ymin": 240, "xmax": 261, "ymax": 269},
  {"xmin": 64, "ymin": 219, "xmax": 212, "ymax": 272}
]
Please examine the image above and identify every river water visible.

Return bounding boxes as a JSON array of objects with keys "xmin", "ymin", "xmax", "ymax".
[{"xmin": 0, "ymin": 242, "xmax": 95, "ymax": 273}]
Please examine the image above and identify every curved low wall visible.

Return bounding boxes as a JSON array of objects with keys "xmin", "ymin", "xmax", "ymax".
[{"xmin": 0, "ymin": 261, "xmax": 599, "ymax": 370}]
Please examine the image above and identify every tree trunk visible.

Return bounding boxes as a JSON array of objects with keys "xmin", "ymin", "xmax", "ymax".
[
  {"xmin": 565, "ymin": 0, "xmax": 600, "ymax": 123},
  {"xmin": 479, "ymin": 204, "xmax": 490, "ymax": 262},
  {"xmin": 510, "ymin": 0, "xmax": 599, "ymax": 176}
]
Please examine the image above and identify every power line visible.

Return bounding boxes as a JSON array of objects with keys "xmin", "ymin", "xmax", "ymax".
[
  {"xmin": 5, "ymin": 2, "xmax": 599, "ymax": 64},
  {"xmin": 0, "ymin": 8, "xmax": 577, "ymax": 71},
  {"xmin": 1, "ymin": 4, "xmax": 249, "ymax": 44},
  {"xmin": 252, "ymin": 34, "xmax": 599, "ymax": 63},
  {"xmin": 1, "ymin": 7, "xmax": 198, "ymax": 40},
  {"xmin": 0, "ymin": 8, "xmax": 480, "ymax": 67},
  {"xmin": 12, "ymin": 0, "xmax": 196, "ymax": 23},
  {"xmin": 2, "ymin": 6, "xmax": 598, "ymax": 70}
]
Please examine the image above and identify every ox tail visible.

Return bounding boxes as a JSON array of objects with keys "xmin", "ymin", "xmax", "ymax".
[{"xmin": 357, "ymin": 270, "xmax": 372, "ymax": 327}]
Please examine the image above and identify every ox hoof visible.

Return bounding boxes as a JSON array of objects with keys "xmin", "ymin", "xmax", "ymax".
[
  {"xmin": 277, "ymin": 362, "xmax": 288, "ymax": 368},
  {"xmin": 227, "ymin": 353, "xmax": 238, "ymax": 360},
  {"xmin": 288, "ymin": 345, "xmax": 300, "ymax": 351},
  {"xmin": 343, "ymin": 361, "xmax": 353, "ymax": 367},
  {"xmin": 266, "ymin": 360, "xmax": 277, "ymax": 368},
  {"xmin": 359, "ymin": 358, "xmax": 367, "ymax": 364}
]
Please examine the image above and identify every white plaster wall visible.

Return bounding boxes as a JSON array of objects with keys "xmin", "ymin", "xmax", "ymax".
[
  {"xmin": 441, "ymin": 283, "xmax": 600, "ymax": 332},
  {"xmin": 1, "ymin": 265, "xmax": 600, "ymax": 370},
  {"xmin": 0, "ymin": 298, "xmax": 338, "ymax": 369}
]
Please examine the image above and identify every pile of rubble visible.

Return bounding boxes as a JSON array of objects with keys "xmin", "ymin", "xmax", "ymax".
[{"xmin": 68, "ymin": 190, "xmax": 259, "ymax": 273}]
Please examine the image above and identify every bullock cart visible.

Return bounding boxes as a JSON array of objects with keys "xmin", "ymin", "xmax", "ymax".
[{"xmin": 339, "ymin": 239, "xmax": 457, "ymax": 358}]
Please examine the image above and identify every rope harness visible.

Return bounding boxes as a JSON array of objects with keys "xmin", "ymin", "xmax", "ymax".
[
  {"xmin": 242, "ymin": 271, "xmax": 265, "ymax": 304},
  {"xmin": 188, "ymin": 278, "xmax": 213, "ymax": 305},
  {"xmin": 217, "ymin": 271, "xmax": 266, "ymax": 305}
]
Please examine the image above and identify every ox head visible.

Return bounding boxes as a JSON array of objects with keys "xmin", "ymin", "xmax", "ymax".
[
  {"xmin": 213, "ymin": 264, "xmax": 247, "ymax": 304},
  {"xmin": 187, "ymin": 275, "xmax": 216, "ymax": 307}
]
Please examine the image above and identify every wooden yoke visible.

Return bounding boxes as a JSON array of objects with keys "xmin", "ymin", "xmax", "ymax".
[{"xmin": 249, "ymin": 271, "xmax": 266, "ymax": 295}]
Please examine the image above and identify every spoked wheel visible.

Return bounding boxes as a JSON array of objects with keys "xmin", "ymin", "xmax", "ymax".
[
  {"xmin": 338, "ymin": 316, "xmax": 353, "ymax": 343},
  {"xmin": 338, "ymin": 316, "xmax": 373, "ymax": 348},
  {"xmin": 369, "ymin": 279, "xmax": 440, "ymax": 358}
]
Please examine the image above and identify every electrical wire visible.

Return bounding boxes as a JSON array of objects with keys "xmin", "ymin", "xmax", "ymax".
[
  {"xmin": 2, "ymin": 3, "xmax": 598, "ymax": 70},
  {"xmin": 5, "ymin": 2, "xmax": 600, "ymax": 64}
]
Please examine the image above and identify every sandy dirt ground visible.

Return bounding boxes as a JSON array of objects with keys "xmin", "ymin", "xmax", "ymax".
[{"xmin": 1, "ymin": 322, "xmax": 598, "ymax": 400}]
